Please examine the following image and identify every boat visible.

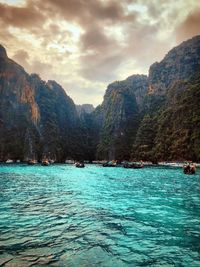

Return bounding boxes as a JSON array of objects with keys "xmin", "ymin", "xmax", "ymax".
[
  {"xmin": 183, "ymin": 163, "xmax": 196, "ymax": 174},
  {"xmin": 5, "ymin": 159, "xmax": 13, "ymax": 163},
  {"xmin": 123, "ymin": 162, "xmax": 144, "ymax": 169},
  {"xmin": 158, "ymin": 162, "xmax": 184, "ymax": 167},
  {"xmin": 75, "ymin": 162, "xmax": 85, "ymax": 168},
  {"xmin": 41, "ymin": 159, "xmax": 50, "ymax": 166},
  {"xmin": 102, "ymin": 161, "xmax": 117, "ymax": 167},
  {"xmin": 27, "ymin": 159, "xmax": 37, "ymax": 165},
  {"xmin": 65, "ymin": 159, "xmax": 74, "ymax": 164}
]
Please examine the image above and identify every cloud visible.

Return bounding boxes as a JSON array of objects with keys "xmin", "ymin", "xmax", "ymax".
[
  {"xmin": 37, "ymin": 0, "xmax": 136, "ymax": 26},
  {"xmin": 29, "ymin": 60, "xmax": 53, "ymax": 80},
  {"xmin": 176, "ymin": 10, "xmax": 200, "ymax": 43},
  {"xmin": 80, "ymin": 52, "xmax": 126, "ymax": 82},
  {"xmin": 1, "ymin": 0, "xmax": 200, "ymax": 105},
  {"xmin": 80, "ymin": 24, "xmax": 115, "ymax": 52},
  {"xmin": 124, "ymin": 23, "xmax": 170, "ymax": 69},
  {"xmin": 79, "ymin": 22, "xmax": 126, "ymax": 81},
  {"xmin": 79, "ymin": 16, "xmax": 169, "ymax": 81},
  {"xmin": 62, "ymin": 81, "xmax": 105, "ymax": 107},
  {"xmin": 13, "ymin": 49, "xmax": 29, "ymax": 68},
  {"xmin": 13, "ymin": 49, "xmax": 53, "ymax": 80},
  {"xmin": 0, "ymin": 1, "xmax": 45, "ymax": 29},
  {"xmin": 42, "ymin": 0, "xmax": 137, "ymax": 83}
]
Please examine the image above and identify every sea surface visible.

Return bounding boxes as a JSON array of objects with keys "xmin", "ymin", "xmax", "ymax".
[{"xmin": 0, "ymin": 164, "xmax": 200, "ymax": 267}]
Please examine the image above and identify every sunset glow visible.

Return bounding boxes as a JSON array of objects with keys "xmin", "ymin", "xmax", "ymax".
[{"xmin": 0, "ymin": 0, "xmax": 200, "ymax": 105}]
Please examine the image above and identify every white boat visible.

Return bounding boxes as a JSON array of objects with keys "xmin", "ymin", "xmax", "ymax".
[
  {"xmin": 65, "ymin": 159, "xmax": 74, "ymax": 164},
  {"xmin": 5, "ymin": 159, "xmax": 13, "ymax": 163},
  {"xmin": 158, "ymin": 162, "xmax": 184, "ymax": 167}
]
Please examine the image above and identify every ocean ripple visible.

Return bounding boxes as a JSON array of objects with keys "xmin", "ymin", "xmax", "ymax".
[{"xmin": 0, "ymin": 164, "xmax": 200, "ymax": 266}]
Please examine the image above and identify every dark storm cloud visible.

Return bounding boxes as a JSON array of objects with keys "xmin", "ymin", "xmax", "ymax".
[{"xmin": 176, "ymin": 10, "xmax": 200, "ymax": 43}]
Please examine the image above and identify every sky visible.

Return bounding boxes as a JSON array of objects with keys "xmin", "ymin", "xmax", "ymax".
[{"xmin": 0, "ymin": 0, "xmax": 200, "ymax": 106}]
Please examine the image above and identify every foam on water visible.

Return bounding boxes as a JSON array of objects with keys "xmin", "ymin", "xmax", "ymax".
[{"xmin": 0, "ymin": 164, "xmax": 200, "ymax": 266}]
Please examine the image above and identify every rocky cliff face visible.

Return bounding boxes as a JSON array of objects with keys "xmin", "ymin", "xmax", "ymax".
[
  {"xmin": 132, "ymin": 36, "xmax": 200, "ymax": 162},
  {"xmin": 133, "ymin": 74, "xmax": 200, "ymax": 162},
  {"xmin": 0, "ymin": 45, "xmax": 39, "ymax": 160},
  {"xmin": 76, "ymin": 104, "xmax": 95, "ymax": 116},
  {"xmin": 97, "ymin": 35, "xmax": 200, "ymax": 161},
  {"xmin": 0, "ymin": 45, "xmax": 40, "ymax": 126},
  {"xmin": 0, "ymin": 45, "xmax": 81, "ymax": 161},
  {"xmin": 1, "ymin": 35, "xmax": 200, "ymax": 162},
  {"xmin": 148, "ymin": 35, "xmax": 200, "ymax": 95},
  {"xmin": 97, "ymin": 75, "xmax": 148, "ymax": 160}
]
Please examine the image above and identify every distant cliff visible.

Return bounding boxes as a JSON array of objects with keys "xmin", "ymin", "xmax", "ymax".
[
  {"xmin": 97, "ymin": 75, "xmax": 148, "ymax": 160},
  {"xmin": 76, "ymin": 104, "xmax": 94, "ymax": 116}
]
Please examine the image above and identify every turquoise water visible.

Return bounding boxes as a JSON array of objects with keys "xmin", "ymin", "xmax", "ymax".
[{"xmin": 0, "ymin": 164, "xmax": 200, "ymax": 267}]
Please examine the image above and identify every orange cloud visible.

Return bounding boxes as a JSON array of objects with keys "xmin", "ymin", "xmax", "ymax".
[
  {"xmin": 176, "ymin": 10, "xmax": 200, "ymax": 43},
  {"xmin": 0, "ymin": 1, "xmax": 45, "ymax": 29}
]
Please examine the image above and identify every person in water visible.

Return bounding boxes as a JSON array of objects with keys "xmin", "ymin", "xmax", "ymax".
[
  {"xmin": 183, "ymin": 162, "xmax": 196, "ymax": 174},
  {"xmin": 190, "ymin": 163, "xmax": 196, "ymax": 174}
]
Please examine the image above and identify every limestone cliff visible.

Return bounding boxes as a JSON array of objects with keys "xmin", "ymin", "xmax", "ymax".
[
  {"xmin": 76, "ymin": 104, "xmax": 95, "ymax": 116},
  {"xmin": 97, "ymin": 75, "xmax": 148, "ymax": 160},
  {"xmin": 148, "ymin": 35, "xmax": 200, "ymax": 94},
  {"xmin": 132, "ymin": 36, "xmax": 200, "ymax": 162},
  {"xmin": 1, "ymin": 35, "xmax": 200, "ymax": 162},
  {"xmin": 96, "ymin": 36, "xmax": 200, "ymax": 161},
  {"xmin": 0, "ymin": 45, "xmax": 81, "ymax": 161}
]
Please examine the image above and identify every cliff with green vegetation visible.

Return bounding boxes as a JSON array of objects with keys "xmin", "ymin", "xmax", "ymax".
[
  {"xmin": 97, "ymin": 35, "xmax": 200, "ymax": 161},
  {"xmin": 133, "ymin": 75, "xmax": 200, "ymax": 162},
  {"xmin": 76, "ymin": 104, "xmax": 95, "ymax": 116},
  {"xmin": 0, "ymin": 45, "xmax": 85, "ymax": 161},
  {"xmin": 97, "ymin": 75, "xmax": 148, "ymax": 160},
  {"xmin": 0, "ymin": 35, "xmax": 200, "ymax": 162}
]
